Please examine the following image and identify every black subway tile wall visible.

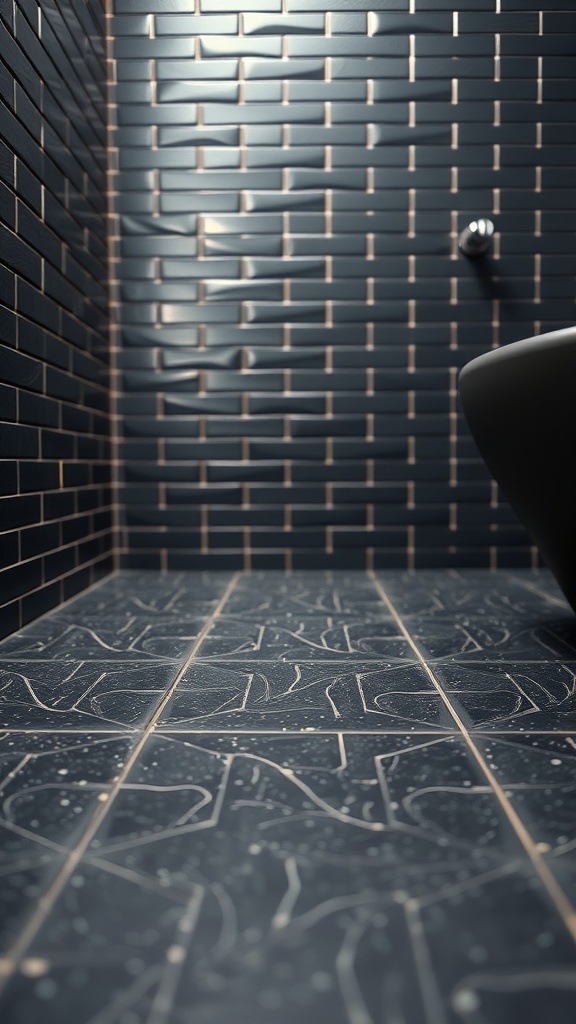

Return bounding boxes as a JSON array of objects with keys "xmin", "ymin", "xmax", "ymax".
[
  {"xmin": 108, "ymin": 2, "xmax": 576, "ymax": 572},
  {"xmin": 0, "ymin": 1, "xmax": 112, "ymax": 638}
]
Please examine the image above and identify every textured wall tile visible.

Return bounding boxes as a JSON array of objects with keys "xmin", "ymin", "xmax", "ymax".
[
  {"xmin": 0, "ymin": 0, "xmax": 112, "ymax": 631},
  {"xmin": 111, "ymin": 2, "xmax": 576, "ymax": 571}
]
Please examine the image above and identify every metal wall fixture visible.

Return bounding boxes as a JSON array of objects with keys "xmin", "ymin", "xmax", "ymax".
[{"xmin": 458, "ymin": 218, "xmax": 495, "ymax": 256}]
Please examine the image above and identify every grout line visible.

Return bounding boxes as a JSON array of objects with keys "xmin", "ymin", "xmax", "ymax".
[
  {"xmin": 103, "ymin": 0, "xmax": 122, "ymax": 571},
  {"xmin": 1, "ymin": 728, "xmax": 575, "ymax": 737},
  {"xmin": 368, "ymin": 571, "xmax": 576, "ymax": 943},
  {"xmin": 512, "ymin": 578, "xmax": 570, "ymax": 610},
  {"xmin": 0, "ymin": 572, "xmax": 241, "ymax": 990}
]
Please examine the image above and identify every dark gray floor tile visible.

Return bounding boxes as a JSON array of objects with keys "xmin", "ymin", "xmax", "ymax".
[
  {"xmin": 0, "ymin": 619, "xmax": 206, "ymax": 662},
  {"xmin": 407, "ymin": 615, "xmax": 576, "ymax": 663},
  {"xmin": 0, "ymin": 661, "xmax": 178, "ymax": 729},
  {"xmin": 415, "ymin": 870, "xmax": 576, "ymax": 1024},
  {"xmin": 54, "ymin": 572, "xmax": 232, "ymax": 622},
  {"xmin": 195, "ymin": 616, "xmax": 412, "ymax": 662},
  {"xmin": 432, "ymin": 661, "xmax": 576, "ymax": 732},
  {"xmin": 225, "ymin": 571, "xmax": 383, "ymax": 617},
  {"xmin": 87, "ymin": 570, "xmax": 234, "ymax": 603},
  {"xmin": 0, "ymin": 732, "xmax": 138, "ymax": 951},
  {"xmin": 376, "ymin": 568, "xmax": 569, "ymax": 620},
  {"xmin": 473, "ymin": 734, "xmax": 576, "ymax": 904},
  {"xmin": 49, "ymin": 601, "xmax": 219, "ymax": 627},
  {"xmin": 157, "ymin": 660, "xmax": 456, "ymax": 731},
  {"xmin": 2, "ymin": 731, "xmax": 574, "ymax": 1023}
]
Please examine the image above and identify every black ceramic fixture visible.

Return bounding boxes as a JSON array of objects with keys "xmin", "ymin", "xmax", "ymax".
[{"xmin": 459, "ymin": 326, "xmax": 576, "ymax": 613}]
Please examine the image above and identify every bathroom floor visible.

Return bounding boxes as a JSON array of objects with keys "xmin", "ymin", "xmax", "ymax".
[{"xmin": 0, "ymin": 569, "xmax": 575, "ymax": 1023}]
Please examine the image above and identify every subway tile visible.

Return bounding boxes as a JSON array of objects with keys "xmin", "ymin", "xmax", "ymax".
[
  {"xmin": 160, "ymin": 169, "xmax": 282, "ymax": 190},
  {"xmin": 154, "ymin": 14, "xmax": 237, "ymax": 35},
  {"xmin": 245, "ymin": 257, "xmax": 324, "ymax": 279},
  {"xmin": 204, "ymin": 235, "xmax": 283, "ymax": 256},
  {"xmin": 200, "ymin": 36, "xmax": 282, "ymax": 58},
  {"xmin": 162, "ymin": 257, "xmax": 240, "ymax": 279},
  {"xmin": 155, "ymin": 58, "xmax": 239, "ymax": 80},
  {"xmin": 203, "ymin": 280, "xmax": 283, "ymax": 301},
  {"xmin": 287, "ymin": 36, "xmax": 409, "ymax": 57},
  {"xmin": 243, "ymin": 57, "xmax": 324, "ymax": 79},
  {"xmin": 243, "ymin": 14, "xmax": 325, "ymax": 35},
  {"xmin": 244, "ymin": 191, "xmax": 324, "ymax": 212},
  {"xmin": 201, "ymin": 0, "xmax": 282, "ymax": 11},
  {"xmin": 101, "ymin": 2, "xmax": 576, "ymax": 574},
  {"xmin": 203, "ymin": 101, "xmax": 325, "ymax": 124},
  {"xmin": 243, "ymin": 81, "xmax": 282, "ymax": 103},
  {"xmin": 160, "ymin": 191, "xmax": 240, "ymax": 212},
  {"xmin": 371, "ymin": 12, "xmax": 451, "ymax": 34},
  {"xmin": 156, "ymin": 81, "xmax": 239, "ymax": 103},
  {"xmin": 287, "ymin": 81, "xmax": 366, "ymax": 102}
]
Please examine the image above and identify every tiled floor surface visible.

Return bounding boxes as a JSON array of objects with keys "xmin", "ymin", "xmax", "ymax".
[{"xmin": 0, "ymin": 569, "xmax": 575, "ymax": 1022}]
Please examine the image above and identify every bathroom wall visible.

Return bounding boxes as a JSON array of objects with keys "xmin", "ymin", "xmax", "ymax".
[
  {"xmin": 111, "ymin": 0, "xmax": 576, "ymax": 571},
  {"xmin": 0, "ymin": 0, "xmax": 112, "ymax": 638}
]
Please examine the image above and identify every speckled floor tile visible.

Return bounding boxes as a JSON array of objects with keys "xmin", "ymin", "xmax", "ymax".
[
  {"xmin": 0, "ymin": 731, "xmax": 139, "ymax": 950},
  {"xmin": 431, "ymin": 661, "xmax": 576, "ymax": 732},
  {"xmin": 194, "ymin": 616, "xmax": 413, "ymax": 662},
  {"xmin": 1, "ymin": 731, "xmax": 575, "ymax": 1023},
  {"xmin": 0, "ymin": 661, "xmax": 179, "ymax": 730},
  {"xmin": 156, "ymin": 660, "xmax": 457, "ymax": 731},
  {"xmin": 0, "ymin": 569, "xmax": 575, "ymax": 1023},
  {"xmin": 472, "ymin": 734, "xmax": 576, "ymax": 905}
]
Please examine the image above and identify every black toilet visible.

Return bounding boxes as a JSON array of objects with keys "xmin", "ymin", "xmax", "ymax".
[{"xmin": 459, "ymin": 326, "xmax": 576, "ymax": 613}]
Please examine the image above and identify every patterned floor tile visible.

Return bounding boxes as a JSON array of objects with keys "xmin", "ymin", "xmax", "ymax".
[
  {"xmin": 2, "ymin": 730, "xmax": 574, "ymax": 1023},
  {"xmin": 0, "ymin": 732, "xmax": 138, "ymax": 950},
  {"xmin": 157, "ymin": 660, "xmax": 456, "ymax": 731},
  {"xmin": 0, "ymin": 661, "xmax": 178, "ymax": 730}
]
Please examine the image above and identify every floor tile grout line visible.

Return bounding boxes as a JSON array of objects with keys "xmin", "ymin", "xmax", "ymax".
[
  {"xmin": 1, "ymin": 728, "xmax": 575, "ymax": 735},
  {"xmin": 0, "ymin": 572, "xmax": 242, "ymax": 990},
  {"xmin": 368, "ymin": 570, "xmax": 576, "ymax": 944},
  {"xmin": 512, "ymin": 576, "xmax": 570, "ymax": 609}
]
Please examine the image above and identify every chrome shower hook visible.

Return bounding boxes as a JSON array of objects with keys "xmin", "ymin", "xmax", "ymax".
[{"xmin": 458, "ymin": 218, "xmax": 495, "ymax": 256}]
